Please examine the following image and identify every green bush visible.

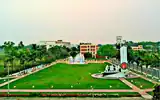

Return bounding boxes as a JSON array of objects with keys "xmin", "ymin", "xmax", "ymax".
[{"xmin": 29, "ymin": 92, "xmax": 42, "ymax": 97}]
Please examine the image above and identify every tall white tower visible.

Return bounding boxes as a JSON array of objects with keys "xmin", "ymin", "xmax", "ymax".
[{"xmin": 120, "ymin": 45, "xmax": 128, "ymax": 64}]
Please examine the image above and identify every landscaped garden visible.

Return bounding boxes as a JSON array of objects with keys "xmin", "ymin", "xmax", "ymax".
[
  {"xmin": 127, "ymin": 78, "xmax": 155, "ymax": 89},
  {"xmin": 0, "ymin": 63, "xmax": 131, "ymax": 89}
]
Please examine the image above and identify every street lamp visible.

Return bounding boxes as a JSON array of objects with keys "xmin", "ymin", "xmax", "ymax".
[
  {"xmin": 7, "ymin": 61, "xmax": 10, "ymax": 96},
  {"xmin": 158, "ymin": 43, "xmax": 160, "ymax": 68}
]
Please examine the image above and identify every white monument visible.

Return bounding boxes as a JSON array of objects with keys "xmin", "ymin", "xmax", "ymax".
[
  {"xmin": 120, "ymin": 46, "xmax": 128, "ymax": 64},
  {"xmin": 92, "ymin": 43, "xmax": 129, "ymax": 79}
]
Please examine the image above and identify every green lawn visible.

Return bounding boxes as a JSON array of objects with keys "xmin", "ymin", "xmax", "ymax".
[
  {"xmin": 147, "ymin": 92, "xmax": 153, "ymax": 96},
  {"xmin": 129, "ymin": 69, "xmax": 159, "ymax": 82},
  {"xmin": 0, "ymin": 78, "xmax": 14, "ymax": 84},
  {"xmin": 0, "ymin": 65, "xmax": 4, "ymax": 71},
  {"xmin": 127, "ymin": 78, "xmax": 155, "ymax": 89},
  {"xmin": 0, "ymin": 63, "xmax": 130, "ymax": 89},
  {"xmin": 0, "ymin": 79, "xmax": 7, "ymax": 84},
  {"xmin": 0, "ymin": 64, "xmax": 4, "ymax": 74}
]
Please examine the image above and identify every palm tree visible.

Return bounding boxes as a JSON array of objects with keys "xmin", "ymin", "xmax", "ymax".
[
  {"xmin": 18, "ymin": 41, "xmax": 24, "ymax": 48},
  {"xmin": 2, "ymin": 41, "xmax": 16, "ymax": 74},
  {"xmin": 16, "ymin": 48, "xmax": 26, "ymax": 73},
  {"xmin": 151, "ymin": 53, "xmax": 159, "ymax": 68}
]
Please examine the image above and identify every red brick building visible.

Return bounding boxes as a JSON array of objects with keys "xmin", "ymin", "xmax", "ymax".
[{"xmin": 80, "ymin": 43, "xmax": 99, "ymax": 58}]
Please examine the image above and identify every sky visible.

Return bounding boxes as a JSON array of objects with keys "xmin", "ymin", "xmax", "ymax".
[{"xmin": 0, "ymin": 0, "xmax": 160, "ymax": 45}]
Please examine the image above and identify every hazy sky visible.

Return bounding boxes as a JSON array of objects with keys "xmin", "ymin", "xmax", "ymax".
[{"xmin": 0, "ymin": 0, "xmax": 160, "ymax": 45}]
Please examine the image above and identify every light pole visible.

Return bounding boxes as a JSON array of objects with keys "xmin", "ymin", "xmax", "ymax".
[
  {"xmin": 158, "ymin": 43, "xmax": 160, "ymax": 68},
  {"xmin": 7, "ymin": 62, "xmax": 10, "ymax": 96}
]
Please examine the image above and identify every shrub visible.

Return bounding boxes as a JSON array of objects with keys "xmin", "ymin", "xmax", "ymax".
[{"xmin": 29, "ymin": 92, "xmax": 42, "ymax": 97}]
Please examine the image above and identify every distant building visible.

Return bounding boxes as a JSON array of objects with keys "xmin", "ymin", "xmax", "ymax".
[
  {"xmin": 38, "ymin": 40, "xmax": 71, "ymax": 49},
  {"xmin": 131, "ymin": 45, "xmax": 144, "ymax": 51},
  {"xmin": 70, "ymin": 44, "xmax": 79, "ymax": 48},
  {"xmin": 55, "ymin": 40, "xmax": 71, "ymax": 47},
  {"xmin": 116, "ymin": 36, "xmax": 122, "ymax": 44},
  {"xmin": 80, "ymin": 43, "xmax": 99, "ymax": 58}
]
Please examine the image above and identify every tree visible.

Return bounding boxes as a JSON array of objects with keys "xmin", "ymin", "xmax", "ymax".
[
  {"xmin": 115, "ymin": 50, "xmax": 120, "ymax": 60},
  {"xmin": 59, "ymin": 47, "xmax": 69, "ymax": 58},
  {"xmin": 16, "ymin": 48, "xmax": 28, "ymax": 73},
  {"xmin": 77, "ymin": 45, "xmax": 80, "ymax": 51},
  {"xmin": 97, "ymin": 44, "xmax": 117, "ymax": 58},
  {"xmin": 2, "ymin": 41, "xmax": 16, "ymax": 74},
  {"xmin": 84, "ymin": 52, "xmax": 92, "ymax": 59},
  {"xmin": 70, "ymin": 51, "xmax": 77, "ymax": 58},
  {"xmin": 71, "ymin": 47, "xmax": 78, "ymax": 51},
  {"xmin": 115, "ymin": 43, "xmax": 120, "ymax": 50},
  {"xmin": 18, "ymin": 41, "xmax": 24, "ymax": 49},
  {"xmin": 127, "ymin": 45, "xmax": 133, "ymax": 63}
]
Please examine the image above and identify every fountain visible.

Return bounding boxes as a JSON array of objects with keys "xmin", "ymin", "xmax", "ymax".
[{"xmin": 69, "ymin": 53, "xmax": 85, "ymax": 64}]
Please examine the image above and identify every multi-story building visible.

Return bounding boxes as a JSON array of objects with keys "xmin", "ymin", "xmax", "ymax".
[
  {"xmin": 80, "ymin": 43, "xmax": 99, "ymax": 58},
  {"xmin": 131, "ymin": 45, "xmax": 143, "ymax": 51},
  {"xmin": 38, "ymin": 40, "xmax": 71, "ymax": 49},
  {"xmin": 55, "ymin": 40, "xmax": 71, "ymax": 47}
]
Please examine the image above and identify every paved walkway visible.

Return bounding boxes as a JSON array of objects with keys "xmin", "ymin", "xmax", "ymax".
[
  {"xmin": 0, "ymin": 89, "xmax": 135, "ymax": 92},
  {"xmin": 119, "ymin": 78, "xmax": 152, "ymax": 99}
]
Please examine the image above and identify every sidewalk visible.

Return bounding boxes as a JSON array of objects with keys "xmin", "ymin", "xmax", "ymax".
[
  {"xmin": 119, "ymin": 78, "xmax": 152, "ymax": 99},
  {"xmin": 0, "ymin": 89, "xmax": 135, "ymax": 92}
]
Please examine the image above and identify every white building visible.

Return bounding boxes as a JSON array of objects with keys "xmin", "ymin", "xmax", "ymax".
[
  {"xmin": 116, "ymin": 36, "xmax": 122, "ymax": 44},
  {"xmin": 38, "ymin": 40, "xmax": 71, "ymax": 49}
]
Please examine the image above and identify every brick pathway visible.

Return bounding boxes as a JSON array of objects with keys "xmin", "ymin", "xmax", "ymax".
[
  {"xmin": 119, "ymin": 78, "xmax": 152, "ymax": 99},
  {"xmin": 0, "ymin": 89, "xmax": 134, "ymax": 92}
]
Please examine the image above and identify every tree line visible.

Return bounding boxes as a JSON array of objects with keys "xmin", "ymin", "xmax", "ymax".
[
  {"xmin": 97, "ymin": 42, "xmax": 160, "ymax": 71},
  {"xmin": 0, "ymin": 41, "xmax": 96, "ymax": 77},
  {"xmin": 0, "ymin": 41, "xmax": 79, "ymax": 76}
]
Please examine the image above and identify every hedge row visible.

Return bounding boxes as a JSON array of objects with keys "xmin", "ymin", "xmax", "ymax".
[{"xmin": 0, "ymin": 93, "xmax": 141, "ymax": 97}]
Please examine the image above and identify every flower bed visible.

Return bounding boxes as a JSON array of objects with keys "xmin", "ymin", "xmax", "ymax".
[{"xmin": 0, "ymin": 93, "xmax": 141, "ymax": 97}]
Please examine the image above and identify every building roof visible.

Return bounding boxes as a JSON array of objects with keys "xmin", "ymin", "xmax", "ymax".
[{"xmin": 80, "ymin": 43, "xmax": 92, "ymax": 45}]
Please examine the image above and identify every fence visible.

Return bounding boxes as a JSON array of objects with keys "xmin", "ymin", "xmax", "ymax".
[{"xmin": 128, "ymin": 63, "xmax": 160, "ymax": 79}]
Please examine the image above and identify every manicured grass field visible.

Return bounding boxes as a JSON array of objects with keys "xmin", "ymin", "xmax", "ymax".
[
  {"xmin": 0, "ymin": 79, "xmax": 6, "ymax": 84},
  {"xmin": 0, "ymin": 63, "xmax": 130, "ymax": 89},
  {"xmin": 0, "ymin": 78, "xmax": 14, "ymax": 84},
  {"xmin": 147, "ymin": 92, "xmax": 153, "ymax": 96},
  {"xmin": 0, "ymin": 65, "xmax": 4, "ymax": 73},
  {"xmin": 130, "ymin": 69, "xmax": 160, "ymax": 82},
  {"xmin": 127, "ymin": 78, "xmax": 155, "ymax": 89}
]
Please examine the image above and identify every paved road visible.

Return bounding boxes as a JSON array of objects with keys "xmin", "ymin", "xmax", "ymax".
[
  {"xmin": 120, "ymin": 77, "xmax": 152, "ymax": 99},
  {"xmin": 0, "ymin": 89, "xmax": 135, "ymax": 92}
]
